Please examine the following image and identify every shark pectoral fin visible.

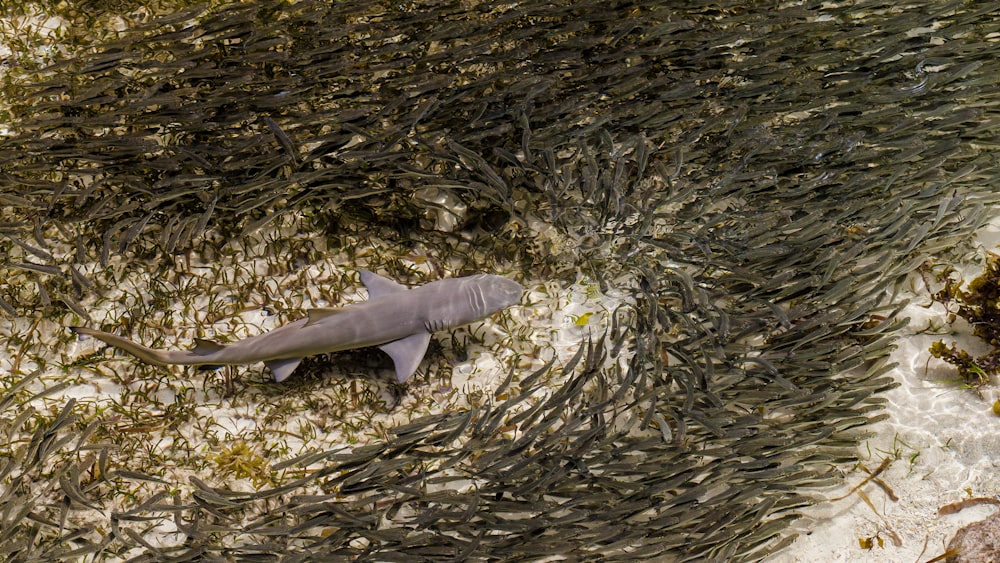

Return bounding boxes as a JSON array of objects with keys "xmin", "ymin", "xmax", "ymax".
[
  {"xmin": 360, "ymin": 270, "xmax": 408, "ymax": 299},
  {"xmin": 265, "ymin": 358, "xmax": 303, "ymax": 383},
  {"xmin": 192, "ymin": 338, "xmax": 226, "ymax": 355},
  {"xmin": 378, "ymin": 331, "xmax": 431, "ymax": 383},
  {"xmin": 305, "ymin": 307, "xmax": 346, "ymax": 327}
]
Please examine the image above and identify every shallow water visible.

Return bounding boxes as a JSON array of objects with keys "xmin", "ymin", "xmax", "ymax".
[
  {"xmin": 0, "ymin": 1, "xmax": 998, "ymax": 561},
  {"xmin": 774, "ymin": 217, "xmax": 1000, "ymax": 562}
]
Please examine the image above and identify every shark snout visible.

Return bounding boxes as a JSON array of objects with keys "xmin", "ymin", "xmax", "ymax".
[{"xmin": 489, "ymin": 276, "xmax": 524, "ymax": 309}]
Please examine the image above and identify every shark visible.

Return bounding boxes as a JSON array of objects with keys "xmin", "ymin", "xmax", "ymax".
[{"xmin": 71, "ymin": 270, "xmax": 524, "ymax": 383}]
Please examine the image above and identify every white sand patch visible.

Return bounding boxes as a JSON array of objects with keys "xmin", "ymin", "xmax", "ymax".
[{"xmin": 772, "ymin": 216, "xmax": 1000, "ymax": 562}]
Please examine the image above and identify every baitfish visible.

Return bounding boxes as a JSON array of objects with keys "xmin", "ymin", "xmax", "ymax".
[{"xmin": 71, "ymin": 270, "xmax": 524, "ymax": 383}]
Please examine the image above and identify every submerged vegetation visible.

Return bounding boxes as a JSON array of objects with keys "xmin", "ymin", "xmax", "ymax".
[
  {"xmin": 0, "ymin": 0, "xmax": 999, "ymax": 561},
  {"xmin": 929, "ymin": 252, "xmax": 1000, "ymax": 388}
]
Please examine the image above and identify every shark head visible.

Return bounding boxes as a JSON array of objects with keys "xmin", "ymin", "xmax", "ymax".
[
  {"xmin": 469, "ymin": 274, "xmax": 523, "ymax": 316},
  {"xmin": 381, "ymin": 273, "xmax": 522, "ymax": 381},
  {"xmin": 421, "ymin": 274, "xmax": 523, "ymax": 332},
  {"xmin": 484, "ymin": 275, "xmax": 525, "ymax": 311}
]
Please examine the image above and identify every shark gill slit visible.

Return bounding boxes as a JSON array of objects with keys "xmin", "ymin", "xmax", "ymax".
[{"xmin": 469, "ymin": 284, "xmax": 486, "ymax": 317}]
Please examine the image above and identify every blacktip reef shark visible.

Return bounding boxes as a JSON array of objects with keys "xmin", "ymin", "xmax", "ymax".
[{"xmin": 71, "ymin": 270, "xmax": 523, "ymax": 383}]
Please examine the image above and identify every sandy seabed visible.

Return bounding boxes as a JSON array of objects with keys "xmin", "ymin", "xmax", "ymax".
[{"xmin": 773, "ymin": 217, "xmax": 1000, "ymax": 563}]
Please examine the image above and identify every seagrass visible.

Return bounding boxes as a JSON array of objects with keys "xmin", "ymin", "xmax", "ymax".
[{"xmin": 0, "ymin": 0, "xmax": 998, "ymax": 561}]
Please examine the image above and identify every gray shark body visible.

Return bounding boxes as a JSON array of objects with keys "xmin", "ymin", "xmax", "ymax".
[{"xmin": 72, "ymin": 270, "xmax": 523, "ymax": 383}]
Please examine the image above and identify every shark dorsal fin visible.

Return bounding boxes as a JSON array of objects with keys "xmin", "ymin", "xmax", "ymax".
[
  {"xmin": 361, "ymin": 270, "xmax": 408, "ymax": 299},
  {"xmin": 305, "ymin": 307, "xmax": 346, "ymax": 327},
  {"xmin": 192, "ymin": 338, "xmax": 225, "ymax": 355},
  {"xmin": 378, "ymin": 331, "xmax": 431, "ymax": 383}
]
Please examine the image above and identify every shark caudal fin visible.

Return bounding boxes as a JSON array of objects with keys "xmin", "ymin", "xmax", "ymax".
[
  {"xmin": 378, "ymin": 331, "xmax": 431, "ymax": 383},
  {"xmin": 72, "ymin": 327, "xmax": 239, "ymax": 368},
  {"xmin": 70, "ymin": 326, "xmax": 173, "ymax": 366}
]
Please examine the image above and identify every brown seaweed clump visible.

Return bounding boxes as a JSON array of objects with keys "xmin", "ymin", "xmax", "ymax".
[{"xmin": 930, "ymin": 252, "xmax": 1000, "ymax": 388}]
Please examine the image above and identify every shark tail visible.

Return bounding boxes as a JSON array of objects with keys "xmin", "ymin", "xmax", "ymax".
[{"xmin": 70, "ymin": 326, "xmax": 214, "ymax": 366}]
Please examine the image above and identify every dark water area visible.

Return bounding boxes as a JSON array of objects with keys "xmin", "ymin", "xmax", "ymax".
[{"xmin": 0, "ymin": 1, "xmax": 998, "ymax": 561}]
